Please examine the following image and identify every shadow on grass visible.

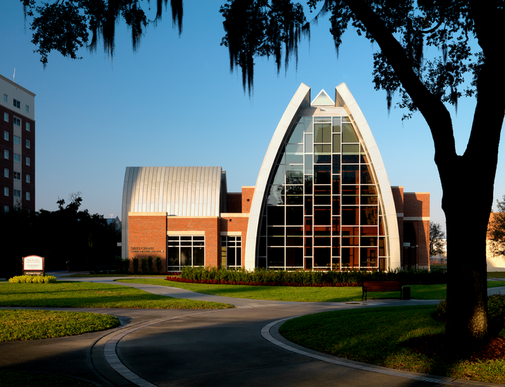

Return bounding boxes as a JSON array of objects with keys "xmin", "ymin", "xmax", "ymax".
[{"xmin": 279, "ymin": 305, "xmax": 504, "ymax": 384}]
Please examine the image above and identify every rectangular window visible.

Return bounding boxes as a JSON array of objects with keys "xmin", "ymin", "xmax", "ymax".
[
  {"xmin": 13, "ymin": 135, "xmax": 20, "ymax": 145},
  {"xmin": 25, "ymin": 105, "xmax": 29, "ymax": 113},
  {"xmin": 13, "ymin": 189, "xmax": 21, "ymax": 198},
  {"xmin": 3, "ymin": 113, "xmax": 8, "ymax": 122},
  {"xmin": 4, "ymin": 187, "xmax": 9, "ymax": 196},
  {"xmin": 13, "ymin": 117, "xmax": 20, "ymax": 126},
  {"xmin": 13, "ymin": 99, "xmax": 20, "ymax": 109},
  {"xmin": 3, "ymin": 94, "xmax": 7, "ymax": 103},
  {"xmin": 26, "ymin": 157, "xmax": 30, "ymax": 166},
  {"xmin": 26, "ymin": 174, "xmax": 30, "ymax": 183},
  {"xmin": 3, "ymin": 168, "xmax": 8, "ymax": 178},
  {"xmin": 14, "ymin": 171, "xmax": 21, "ymax": 180},
  {"xmin": 25, "ymin": 139, "xmax": 30, "ymax": 149},
  {"xmin": 167, "ymin": 235, "xmax": 205, "ymax": 269},
  {"xmin": 3, "ymin": 205, "xmax": 8, "ymax": 213},
  {"xmin": 4, "ymin": 150, "xmax": 8, "ymax": 159},
  {"xmin": 26, "ymin": 122, "xmax": 30, "ymax": 131},
  {"xmin": 3, "ymin": 131, "xmax": 8, "ymax": 141},
  {"xmin": 14, "ymin": 153, "xmax": 21, "ymax": 163},
  {"xmin": 26, "ymin": 192, "xmax": 30, "ymax": 201},
  {"xmin": 221, "ymin": 236, "xmax": 242, "ymax": 267}
]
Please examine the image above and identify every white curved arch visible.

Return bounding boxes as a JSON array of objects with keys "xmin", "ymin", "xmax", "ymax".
[
  {"xmin": 335, "ymin": 83, "xmax": 400, "ymax": 269},
  {"xmin": 245, "ymin": 84, "xmax": 311, "ymax": 269},
  {"xmin": 245, "ymin": 83, "xmax": 400, "ymax": 270}
]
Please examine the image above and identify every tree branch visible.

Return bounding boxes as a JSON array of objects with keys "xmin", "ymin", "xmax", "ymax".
[{"xmin": 343, "ymin": 0, "xmax": 457, "ymax": 161}]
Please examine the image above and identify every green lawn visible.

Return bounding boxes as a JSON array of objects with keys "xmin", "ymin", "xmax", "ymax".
[
  {"xmin": 488, "ymin": 272, "xmax": 505, "ymax": 279},
  {"xmin": 0, "ymin": 281, "xmax": 233, "ymax": 309},
  {"xmin": 118, "ymin": 278, "xmax": 505, "ymax": 302},
  {"xmin": 0, "ymin": 309, "xmax": 119, "ymax": 342},
  {"xmin": 280, "ymin": 305, "xmax": 505, "ymax": 384}
]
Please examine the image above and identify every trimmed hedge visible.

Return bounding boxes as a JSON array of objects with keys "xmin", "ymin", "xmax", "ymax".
[
  {"xmin": 168, "ymin": 266, "xmax": 447, "ymax": 287},
  {"xmin": 8, "ymin": 275, "xmax": 57, "ymax": 284}
]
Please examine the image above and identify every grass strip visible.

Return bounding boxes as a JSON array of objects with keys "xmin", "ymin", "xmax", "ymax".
[
  {"xmin": 279, "ymin": 305, "xmax": 505, "ymax": 384},
  {"xmin": 0, "ymin": 370, "xmax": 93, "ymax": 386},
  {"xmin": 119, "ymin": 279, "xmax": 505, "ymax": 302},
  {"xmin": 0, "ymin": 310, "xmax": 119, "ymax": 342},
  {"xmin": 0, "ymin": 282, "xmax": 232, "ymax": 309},
  {"xmin": 488, "ymin": 272, "xmax": 505, "ymax": 279}
]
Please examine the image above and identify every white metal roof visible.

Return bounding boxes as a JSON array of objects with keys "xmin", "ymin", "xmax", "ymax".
[{"xmin": 121, "ymin": 166, "xmax": 223, "ymax": 257}]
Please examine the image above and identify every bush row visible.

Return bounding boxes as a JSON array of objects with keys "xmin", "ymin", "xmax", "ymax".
[
  {"xmin": 9, "ymin": 275, "xmax": 57, "ymax": 284},
  {"xmin": 166, "ymin": 276, "xmax": 360, "ymax": 287},
  {"xmin": 434, "ymin": 294, "xmax": 505, "ymax": 336},
  {"xmin": 176, "ymin": 266, "xmax": 447, "ymax": 287}
]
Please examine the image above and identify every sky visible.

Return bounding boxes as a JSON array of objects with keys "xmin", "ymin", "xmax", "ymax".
[{"xmin": 1, "ymin": 1, "xmax": 503, "ymax": 229}]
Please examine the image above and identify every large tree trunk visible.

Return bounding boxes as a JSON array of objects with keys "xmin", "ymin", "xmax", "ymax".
[
  {"xmin": 441, "ymin": 157, "xmax": 491, "ymax": 349},
  {"xmin": 348, "ymin": 0, "xmax": 505, "ymax": 348}
]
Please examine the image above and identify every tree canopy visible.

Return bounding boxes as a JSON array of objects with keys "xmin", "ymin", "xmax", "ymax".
[
  {"xmin": 0, "ymin": 194, "xmax": 120, "ymax": 278},
  {"xmin": 21, "ymin": 0, "xmax": 183, "ymax": 65},
  {"xmin": 429, "ymin": 221, "xmax": 446, "ymax": 257}
]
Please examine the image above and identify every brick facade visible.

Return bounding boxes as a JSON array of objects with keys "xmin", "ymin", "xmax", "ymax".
[{"xmin": 128, "ymin": 213, "xmax": 168, "ymax": 271}]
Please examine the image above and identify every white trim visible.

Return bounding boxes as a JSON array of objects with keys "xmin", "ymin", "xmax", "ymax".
[
  {"xmin": 167, "ymin": 231, "xmax": 205, "ymax": 236},
  {"xmin": 403, "ymin": 217, "xmax": 430, "ymax": 221},
  {"xmin": 220, "ymin": 231, "xmax": 242, "ymax": 236},
  {"xmin": 245, "ymin": 83, "xmax": 311, "ymax": 270},
  {"xmin": 221, "ymin": 213, "xmax": 250, "ymax": 218},
  {"xmin": 129, "ymin": 212, "xmax": 167, "ymax": 217}
]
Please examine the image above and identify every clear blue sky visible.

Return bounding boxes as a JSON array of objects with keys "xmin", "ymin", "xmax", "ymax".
[{"xmin": 1, "ymin": 1, "xmax": 502, "ymax": 228}]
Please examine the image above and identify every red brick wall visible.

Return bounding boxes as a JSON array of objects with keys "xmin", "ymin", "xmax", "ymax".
[
  {"xmin": 220, "ymin": 215, "xmax": 249, "ymax": 267},
  {"xmin": 242, "ymin": 187, "xmax": 254, "ymax": 214},
  {"xmin": 167, "ymin": 217, "xmax": 220, "ymax": 267},
  {"xmin": 128, "ymin": 214, "xmax": 167, "ymax": 272}
]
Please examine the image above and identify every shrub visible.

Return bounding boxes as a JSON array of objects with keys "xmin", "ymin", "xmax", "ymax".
[
  {"xmin": 132, "ymin": 257, "xmax": 139, "ymax": 273},
  {"xmin": 155, "ymin": 257, "xmax": 162, "ymax": 273},
  {"xmin": 147, "ymin": 256, "xmax": 154, "ymax": 273},
  {"xmin": 177, "ymin": 266, "xmax": 446, "ymax": 287},
  {"xmin": 8, "ymin": 275, "xmax": 57, "ymax": 284},
  {"xmin": 140, "ymin": 258, "xmax": 148, "ymax": 273},
  {"xmin": 433, "ymin": 295, "xmax": 505, "ymax": 336},
  {"xmin": 488, "ymin": 294, "xmax": 505, "ymax": 335}
]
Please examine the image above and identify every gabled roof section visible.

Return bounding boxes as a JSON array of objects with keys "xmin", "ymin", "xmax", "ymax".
[{"xmin": 311, "ymin": 89, "xmax": 334, "ymax": 106}]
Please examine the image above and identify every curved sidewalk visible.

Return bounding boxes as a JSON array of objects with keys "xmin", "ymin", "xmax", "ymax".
[{"xmin": 2, "ymin": 274, "xmax": 504, "ymax": 386}]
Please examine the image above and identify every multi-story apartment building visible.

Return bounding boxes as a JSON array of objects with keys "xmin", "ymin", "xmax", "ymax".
[{"xmin": 0, "ymin": 74, "xmax": 35, "ymax": 212}]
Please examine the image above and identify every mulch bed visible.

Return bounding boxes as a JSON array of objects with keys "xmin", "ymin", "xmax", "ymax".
[{"xmin": 405, "ymin": 334, "xmax": 505, "ymax": 361}]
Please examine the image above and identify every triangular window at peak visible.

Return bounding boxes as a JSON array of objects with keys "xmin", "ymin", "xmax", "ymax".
[{"xmin": 311, "ymin": 90, "xmax": 335, "ymax": 106}]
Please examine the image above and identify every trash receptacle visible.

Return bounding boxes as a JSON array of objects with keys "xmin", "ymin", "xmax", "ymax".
[{"xmin": 403, "ymin": 286, "xmax": 411, "ymax": 300}]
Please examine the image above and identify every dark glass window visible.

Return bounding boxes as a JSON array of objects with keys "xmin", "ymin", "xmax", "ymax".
[{"xmin": 167, "ymin": 235, "xmax": 205, "ymax": 269}]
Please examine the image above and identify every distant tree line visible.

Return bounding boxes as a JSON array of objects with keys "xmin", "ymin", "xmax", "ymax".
[{"xmin": 0, "ymin": 193, "xmax": 120, "ymax": 278}]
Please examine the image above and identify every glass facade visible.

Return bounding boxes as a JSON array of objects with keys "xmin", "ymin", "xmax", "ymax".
[
  {"xmin": 257, "ymin": 114, "xmax": 388, "ymax": 270},
  {"xmin": 167, "ymin": 235, "xmax": 205, "ymax": 270}
]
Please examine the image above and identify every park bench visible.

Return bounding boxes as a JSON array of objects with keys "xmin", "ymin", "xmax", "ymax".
[{"xmin": 362, "ymin": 280, "xmax": 403, "ymax": 301}]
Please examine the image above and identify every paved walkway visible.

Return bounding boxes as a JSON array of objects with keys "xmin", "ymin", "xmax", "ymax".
[{"xmin": 1, "ymin": 272, "xmax": 504, "ymax": 387}]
